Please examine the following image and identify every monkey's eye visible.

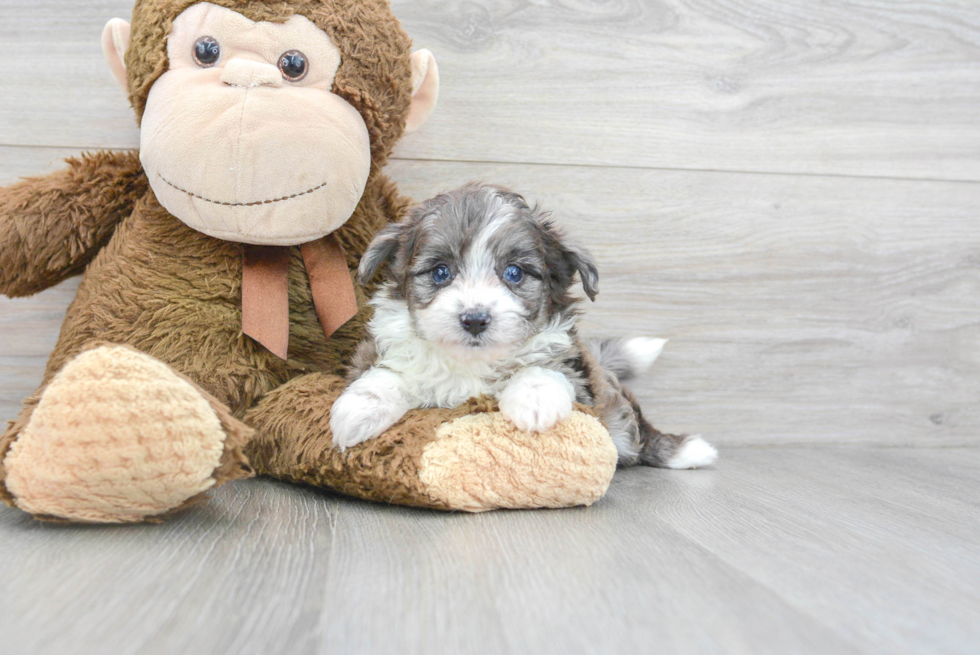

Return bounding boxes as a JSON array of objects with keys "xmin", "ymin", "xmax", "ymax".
[
  {"xmin": 503, "ymin": 265, "xmax": 524, "ymax": 284},
  {"xmin": 278, "ymin": 50, "xmax": 309, "ymax": 81},
  {"xmin": 193, "ymin": 36, "xmax": 221, "ymax": 67},
  {"xmin": 431, "ymin": 264, "xmax": 452, "ymax": 284}
]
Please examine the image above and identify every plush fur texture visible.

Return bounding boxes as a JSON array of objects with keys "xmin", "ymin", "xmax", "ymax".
[
  {"xmin": 419, "ymin": 408, "xmax": 618, "ymax": 511},
  {"xmin": 0, "ymin": 0, "xmax": 623, "ymax": 521},
  {"xmin": 245, "ymin": 379, "xmax": 617, "ymax": 510},
  {"xmin": 140, "ymin": 3, "xmax": 375, "ymax": 245},
  {"xmin": 126, "ymin": 0, "xmax": 413, "ymax": 168},
  {"xmin": 0, "ymin": 151, "xmax": 147, "ymax": 297},
  {"xmin": 4, "ymin": 345, "xmax": 242, "ymax": 523},
  {"xmin": 0, "ymin": 343, "xmax": 254, "ymax": 522}
]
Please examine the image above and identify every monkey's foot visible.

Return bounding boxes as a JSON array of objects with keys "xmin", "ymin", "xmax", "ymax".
[
  {"xmin": 246, "ymin": 373, "xmax": 620, "ymax": 513},
  {"xmin": 1, "ymin": 345, "xmax": 253, "ymax": 523},
  {"xmin": 417, "ymin": 409, "xmax": 619, "ymax": 511}
]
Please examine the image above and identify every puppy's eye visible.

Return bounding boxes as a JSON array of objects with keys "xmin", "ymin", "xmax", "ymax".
[
  {"xmin": 193, "ymin": 36, "xmax": 221, "ymax": 67},
  {"xmin": 503, "ymin": 265, "xmax": 524, "ymax": 284},
  {"xmin": 431, "ymin": 264, "xmax": 452, "ymax": 284},
  {"xmin": 278, "ymin": 50, "xmax": 309, "ymax": 81}
]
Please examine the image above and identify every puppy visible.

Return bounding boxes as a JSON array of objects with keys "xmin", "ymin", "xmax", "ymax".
[{"xmin": 329, "ymin": 182, "xmax": 717, "ymax": 469}]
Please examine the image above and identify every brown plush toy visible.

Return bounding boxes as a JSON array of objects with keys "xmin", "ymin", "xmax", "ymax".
[{"xmin": 0, "ymin": 0, "xmax": 633, "ymax": 523}]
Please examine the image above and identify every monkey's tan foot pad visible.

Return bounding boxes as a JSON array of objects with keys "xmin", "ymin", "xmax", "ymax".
[
  {"xmin": 418, "ymin": 410, "xmax": 619, "ymax": 512},
  {"xmin": 2, "ymin": 345, "xmax": 252, "ymax": 523}
]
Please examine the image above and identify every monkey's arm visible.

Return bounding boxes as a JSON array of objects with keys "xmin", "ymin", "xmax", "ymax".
[{"xmin": 0, "ymin": 150, "xmax": 147, "ymax": 297}]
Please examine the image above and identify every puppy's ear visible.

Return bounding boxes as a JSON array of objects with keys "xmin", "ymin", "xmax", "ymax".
[
  {"xmin": 535, "ymin": 210, "xmax": 600, "ymax": 302},
  {"xmin": 357, "ymin": 224, "xmax": 402, "ymax": 285},
  {"xmin": 566, "ymin": 243, "xmax": 600, "ymax": 301}
]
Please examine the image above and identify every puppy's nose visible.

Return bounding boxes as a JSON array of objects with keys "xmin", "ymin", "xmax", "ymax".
[{"xmin": 460, "ymin": 311, "xmax": 492, "ymax": 336}]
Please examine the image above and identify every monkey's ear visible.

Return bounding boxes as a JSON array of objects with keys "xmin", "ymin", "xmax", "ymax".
[
  {"xmin": 357, "ymin": 224, "xmax": 403, "ymax": 285},
  {"xmin": 101, "ymin": 18, "xmax": 132, "ymax": 94},
  {"xmin": 405, "ymin": 50, "xmax": 439, "ymax": 134}
]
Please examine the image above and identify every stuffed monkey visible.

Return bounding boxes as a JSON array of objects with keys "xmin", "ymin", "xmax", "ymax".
[{"xmin": 0, "ymin": 0, "xmax": 629, "ymax": 523}]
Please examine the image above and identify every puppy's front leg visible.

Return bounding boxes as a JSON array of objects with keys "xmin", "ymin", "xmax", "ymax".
[
  {"xmin": 330, "ymin": 368, "xmax": 414, "ymax": 450},
  {"xmin": 498, "ymin": 367, "xmax": 575, "ymax": 433}
]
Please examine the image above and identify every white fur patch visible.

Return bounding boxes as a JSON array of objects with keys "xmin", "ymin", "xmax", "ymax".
[
  {"xmin": 368, "ymin": 288, "xmax": 577, "ymax": 410},
  {"xmin": 414, "ymin": 274, "xmax": 526, "ymax": 361},
  {"xmin": 329, "ymin": 368, "xmax": 412, "ymax": 450},
  {"xmin": 464, "ymin": 194, "xmax": 513, "ymax": 275},
  {"xmin": 622, "ymin": 337, "xmax": 668, "ymax": 375},
  {"xmin": 498, "ymin": 367, "xmax": 575, "ymax": 433},
  {"xmin": 666, "ymin": 436, "xmax": 718, "ymax": 469}
]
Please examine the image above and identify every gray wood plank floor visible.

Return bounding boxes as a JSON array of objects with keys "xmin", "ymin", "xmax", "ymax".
[
  {"xmin": 1, "ymin": 446, "xmax": 978, "ymax": 655},
  {"xmin": 1, "ymin": 2, "xmax": 978, "ymax": 654},
  {"xmin": 4, "ymin": 1, "xmax": 980, "ymax": 180}
]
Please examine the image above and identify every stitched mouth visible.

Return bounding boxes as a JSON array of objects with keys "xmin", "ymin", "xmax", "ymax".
[{"xmin": 159, "ymin": 173, "xmax": 328, "ymax": 207}]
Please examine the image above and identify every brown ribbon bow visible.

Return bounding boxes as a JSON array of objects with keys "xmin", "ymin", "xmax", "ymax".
[{"xmin": 241, "ymin": 234, "xmax": 358, "ymax": 359}]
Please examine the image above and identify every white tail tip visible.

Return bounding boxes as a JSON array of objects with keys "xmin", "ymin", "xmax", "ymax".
[
  {"xmin": 666, "ymin": 436, "xmax": 718, "ymax": 469},
  {"xmin": 622, "ymin": 337, "xmax": 668, "ymax": 375}
]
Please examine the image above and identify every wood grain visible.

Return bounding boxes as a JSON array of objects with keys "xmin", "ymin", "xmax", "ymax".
[
  {"xmin": 1, "ymin": 1, "xmax": 979, "ymax": 180},
  {"xmin": 392, "ymin": 0, "xmax": 980, "ymax": 180},
  {"xmin": 1, "ymin": 3, "xmax": 979, "ymax": 652},
  {"xmin": 637, "ymin": 446, "xmax": 980, "ymax": 655},
  {"xmin": 1, "ymin": 446, "xmax": 978, "ymax": 654},
  {"xmin": 0, "ymin": 1, "xmax": 137, "ymax": 149},
  {"xmin": 2, "ymin": 148, "xmax": 978, "ymax": 446},
  {"xmin": 386, "ymin": 160, "xmax": 980, "ymax": 447}
]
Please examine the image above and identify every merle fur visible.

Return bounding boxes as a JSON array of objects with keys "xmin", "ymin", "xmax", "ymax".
[{"xmin": 356, "ymin": 182, "xmax": 693, "ymax": 467}]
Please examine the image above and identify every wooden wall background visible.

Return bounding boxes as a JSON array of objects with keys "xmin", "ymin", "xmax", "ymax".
[{"xmin": 1, "ymin": 0, "xmax": 978, "ymax": 447}]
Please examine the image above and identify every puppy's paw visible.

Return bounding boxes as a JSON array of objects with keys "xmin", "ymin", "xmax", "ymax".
[
  {"xmin": 499, "ymin": 367, "xmax": 575, "ymax": 433},
  {"xmin": 329, "ymin": 369, "xmax": 411, "ymax": 451}
]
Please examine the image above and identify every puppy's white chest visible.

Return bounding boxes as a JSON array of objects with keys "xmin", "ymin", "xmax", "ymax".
[
  {"xmin": 368, "ymin": 289, "xmax": 576, "ymax": 409},
  {"xmin": 395, "ymin": 353, "xmax": 507, "ymax": 408}
]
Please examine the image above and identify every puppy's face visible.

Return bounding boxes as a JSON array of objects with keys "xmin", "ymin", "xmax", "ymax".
[{"xmin": 359, "ymin": 183, "xmax": 599, "ymax": 360}]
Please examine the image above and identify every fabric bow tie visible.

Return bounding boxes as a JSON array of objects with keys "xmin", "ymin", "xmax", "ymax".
[{"xmin": 241, "ymin": 234, "xmax": 358, "ymax": 359}]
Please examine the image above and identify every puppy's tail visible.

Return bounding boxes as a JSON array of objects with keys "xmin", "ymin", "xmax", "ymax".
[
  {"xmin": 635, "ymin": 409, "xmax": 718, "ymax": 470},
  {"xmin": 586, "ymin": 336, "xmax": 718, "ymax": 469},
  {"xmin": 586, "ymin": 336, "xmax": 667, "ymax": 383}
]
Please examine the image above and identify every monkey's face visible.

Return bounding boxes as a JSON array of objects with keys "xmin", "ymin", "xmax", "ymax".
[{"xmin": 139, "ymin": 3, "xmax": 371, "ymax": 246}]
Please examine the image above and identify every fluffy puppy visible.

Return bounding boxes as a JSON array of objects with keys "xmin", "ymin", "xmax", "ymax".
[{"xmin": 329, "ymin": 183, "xmax": 717, "ymax": 469}]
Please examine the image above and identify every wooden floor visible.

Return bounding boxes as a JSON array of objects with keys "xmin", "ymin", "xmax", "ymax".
[
  {"xmin": 1, "ymin": 446, "xmax": 977, "ymax": 655},
  {"xmin": 1, "ymin": 1, "xmax": 979, "ymax": 654}
]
